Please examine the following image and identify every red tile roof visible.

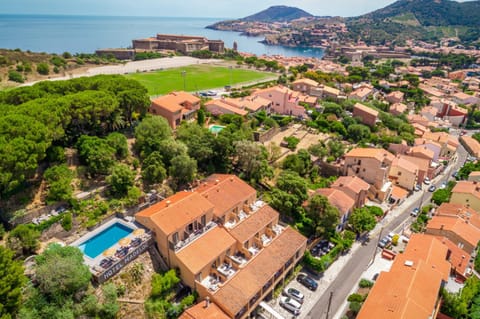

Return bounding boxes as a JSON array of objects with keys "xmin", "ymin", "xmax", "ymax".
[
  {"xmin": 136, "ymin": 191, "xmax": 214, "ymax": 235},
  {"xmin": 212, "ymin": 227, "xmax": 306, "ymax": 316},
  {"xmin": 195, "ymin": 174, "xmax": 257, "ymax": 218}
]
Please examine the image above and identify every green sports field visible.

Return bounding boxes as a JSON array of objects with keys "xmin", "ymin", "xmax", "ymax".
[{"xmin": 126, "ymin": 64, "xmax": 276, "ymax": 95}]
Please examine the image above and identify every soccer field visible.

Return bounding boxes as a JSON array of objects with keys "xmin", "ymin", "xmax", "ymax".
[{"xmin": 125, "ymin": 64, "xmax": 276, "ymax": 95}]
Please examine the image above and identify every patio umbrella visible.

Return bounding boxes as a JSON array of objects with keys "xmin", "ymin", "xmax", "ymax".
[
  {"xmin": 133, "ymin": 228, "xmax": 145, "ymax": 236},
  {"xmin": 102, "ymin": 247, "xmax": 116, "ymax": 257},
  {"xmin": 118, "ymin": 237, "xmax": 131, "ymax": 247}
]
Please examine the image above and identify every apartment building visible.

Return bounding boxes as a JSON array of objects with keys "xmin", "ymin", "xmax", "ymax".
[
  {"xmin": 450, "ymin": 181, "xmax": 480, "ymax": 212},
  {"xmin": 352, "ymin": 103, "xmax": 378, "ymax": 127},
  {"xmin": 343, "ymin": 148, "xmax": 395, "ymax": 201},
  {"xmin": 136, "ymin": 174, "xmax": 307, "ymax": 319}
]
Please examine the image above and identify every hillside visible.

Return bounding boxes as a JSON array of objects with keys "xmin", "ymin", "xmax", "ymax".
[
  {"xmin": 206, "ymin": 6, "xmax": 314, "ymax": 32},
  {"xmin": 345, "ymin": 0, "xmax": 480, "ymax": 45},
  {"xmin": 241, "ymin": 5, "xmax": 313, "ymax": 22},
  {"xmin": 359, "ymin": 0, "xmax": 480, "ymax": 27}
]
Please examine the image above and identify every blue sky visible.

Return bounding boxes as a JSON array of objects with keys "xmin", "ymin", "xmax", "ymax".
[{"xmin": 1, "ymin": 0, "xmax": 404, "ymax": 18}]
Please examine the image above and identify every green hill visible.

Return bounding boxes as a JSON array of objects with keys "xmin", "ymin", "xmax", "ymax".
[
  {"xmin": 241, "ymin": 5, "xmax": 313, "ymax": 22},
  {"xmin": 360, "ymin": 0, "xmax": 480, "ymax": 27},
  {"xmin": 345, "ymin": 0, "xmax": 480, "ymax": 45}
]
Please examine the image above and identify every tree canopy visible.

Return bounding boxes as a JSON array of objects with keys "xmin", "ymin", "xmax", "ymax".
[{"xmin": 0, "ymin": 246, "xmax": 26, "ymax": 318}]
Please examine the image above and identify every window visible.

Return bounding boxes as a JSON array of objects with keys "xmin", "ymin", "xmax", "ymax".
[
  {"xmin": 226, "ymin": 248, "xmax": 231, "ymax": 256},
  {"xmin": 244, "ymin": 241, "xmax": 249, "ymax": 249},
  {"xmin": 201, "ymin": 214, "xmax": 206, "ymax": 227},
  {"xmin": 358, "ymin": 159, "xmax": 362, "ymax": 165},
  {"xmin": 398, "ymin": 172, "xmax": 402, "ymax": 176}
]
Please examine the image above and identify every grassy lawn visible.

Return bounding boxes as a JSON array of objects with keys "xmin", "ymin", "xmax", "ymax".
[{"xmin": 125, "ymin": 64, "xmax": 276, "ymax": 95}]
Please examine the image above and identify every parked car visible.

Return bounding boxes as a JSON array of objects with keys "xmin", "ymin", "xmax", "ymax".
[
  {"xmin": 279, "ymin": 296, "xmax": 301, "ymax": 315},
  {"xmin": 440, "ymin": 182, "xmax": 447, "ymax": 189},
  {"xmin": 414, "ymin": 184, "xmax": 422, "ymax": 192},
  {"xmin": 386, "ymin": 232, "xmax": 395, "ymax": 241},
  {"xmin": 378, "ymin": 237, "xmax": 389, "ymax": 249},
  {"xmin": 283, "ymin": 287, "xmax": 304, "ymax": 304},
  {"xmin": 297, "ymin": 274, "xmax": 318, "ymax": 291},
  {"xmin": 428, "ymin": 185, "xmax": 437, "ymax": 192},
  {"xmin": 411, "ymin": 208, "xmax": 420, "ymax": 217},
  {"xmin": 423, "ymin": 177, "xmax": 431, "ymax": 185},
  {"xmin": 372, "ymin": 273, "xmax": 379, "ymax": 281},
  {"xmin": 452, "ymin": 171, "xmax": 458, "ymax": 178}
]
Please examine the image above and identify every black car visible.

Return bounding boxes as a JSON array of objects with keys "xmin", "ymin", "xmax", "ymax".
[
  {"xmin": 428, "ymin": 185, "xmax": 437, "ymax": 192},
  {"xmin": 297, "ymin": 274, "xmax": 318, "ymax": 291}
]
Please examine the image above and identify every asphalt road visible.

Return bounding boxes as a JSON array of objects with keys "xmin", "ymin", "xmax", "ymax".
[{"xmin": 306, "ymin": 144, "xmax": 469, "ymax": 319}]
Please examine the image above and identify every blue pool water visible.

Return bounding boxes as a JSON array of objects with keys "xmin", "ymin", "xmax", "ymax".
[
  {"xmin": 77, "ymin": 223, "xmax": 133, "ymax": 259},
  {"xmin": 209, "ymin": 125, "xmax": 226, "ymax": 134}
]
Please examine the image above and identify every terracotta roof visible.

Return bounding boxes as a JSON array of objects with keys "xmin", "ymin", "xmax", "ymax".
[
  {"xmin": 350, "ymin": 87, "xmax": 373, "ymax": 99},
  {"xmin": 314, "ymin": 188, "xmax": 355, "ymax": 215},
  {"xmin": 357, "ymin": 261, "xmax": 444, "ymax": 319},
  {"xmin": 344, "ymin": 147, "xmax": 394, "ymax": 163},
  {"xmin": 434, "ymin": 236, "xmax": 471, "ymax": 277},
  {"xmin": 205, "ymin": 99, "xmax": 248, "ymax": 116},
  {"xmin": 436, "ymin": 202, "xmax": 480, "ymax": 228},
  {"xmin": 212, "ymin": 227, "xmax": 306, "ymax": 316},
  {"xmin": 322, "ymin": 85, "xmax": 340, "ymax": 96},
  {"xmin": 358, "ymin": 234, "xmax": 450, "ymax": 319},
  {"xmin": 179, "ymin": 301, "xmax": 230, "ymax": 319},
  {"xmin": 391, "ymin": 156, "xmax": 419, "ymax": 174},
  {"xmin": 176, "ymin": 226, "xmax": 236, "ymax": 275},
  {"xmin": 470, "ymin": 171, "xmax": 480, "ymax": 177},
  {"xmin": 228, "ymin": 205, "xmax": 278, "ymax": 244},
  {"xmin": 426, "ymin": 215, "xmax": 480, "ymax": 248},
  {"xmin": 390, "ymin": 102, "xmax": 408, "ymax": 114},
  {"xmin": 387, "ymin": 91, "xmax": 404, "ymax": 100},
  {"xmin": 353, "ymin": 103, "xmax": 379, "ymax": 117},
  {"xmin": 461, "ymin": 136, "xmax": 480, "ymax": 157},
  {"xmin": 452, "ymin": 181, "xmax": 480, "ymax": 199},
  {"xmin": 423, "ymin": 131, "xmax": 459, "ymax": 148},
  {"xmin": 195, "ymin": 174, "xmax": 257, "ymax": 218},
  {"xmin": 331, "ymin": 176, "xmax": 370, "ymax": 194},
  {"xmin": 409, "ymin": 145, "xmax": 435, "ymax": 160},
  {"xmin": 391, "ymin": 234, "xmax": 450, "ymax": 281},
  {"xmin": 400, "ymin": 155, "xmax": 430, "ymax": 172},
  {"xmin": 136, "ymin": 191, "xmax": 214, "ymax": 235},
  {"xmin": 226, "ymin": 96, "xmax": 271, "ymax": 112},
  {"xmin": 151, "ymin": 91, "xmax": 200, "ymax": 113},
  {"xmin": 293, "ymin": 78, "xmax": 319, "ymax": 87},
  {"xmin": 390, "ymin": 185, "xmax": 408, "ymax": 200}
]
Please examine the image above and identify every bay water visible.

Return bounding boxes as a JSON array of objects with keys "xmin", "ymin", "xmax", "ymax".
[{"xmin": 0, "ymin": 14, "xmax": 324, "ymax": 58}]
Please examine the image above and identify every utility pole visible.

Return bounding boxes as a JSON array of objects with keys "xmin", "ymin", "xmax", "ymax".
[{"xmin": 325, "ymin": 291, "xmax": 334, "ymax": 319}]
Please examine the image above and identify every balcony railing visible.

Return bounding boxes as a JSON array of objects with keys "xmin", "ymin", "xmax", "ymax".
[{"xmin": 171, "ymin": 221, "xmax": 217, "ymax": 252}]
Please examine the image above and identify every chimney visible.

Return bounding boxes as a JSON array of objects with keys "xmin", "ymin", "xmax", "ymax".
[
  {"xmin": 215, "ymin": 179, "xmax": 220, "ymax": 185},
  {"xmin": 166, "ymin": 200, "xmax": 171, "ymax": 207},
  {"xmin": 205, "ymin": 297, "xmax": 210, "ymax": 308},
  {"xmin": 440, "ymin": 224, "xmax": 444, "ymax": 230}
]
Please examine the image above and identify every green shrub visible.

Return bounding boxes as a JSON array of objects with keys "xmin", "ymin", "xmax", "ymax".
[
  {"xmin": 36, "ymin": 62, "xmax": 50, "ymax": 75},
  {"xmin": 359, "ymin": 278, "xmax": 374, "ymax": 288},
  {"xmin": 61, "ymin": 212, "xmax": 73, "ymax": 231},
  {"xmin": 349, "ymin": 301, "xmax": 362, "ymax": 314},
  {"xmin": 347, "ymin": 293, "xmax": 364, "ymax": 302},
  {"xmin": 283, "ymin": 136, "xmax": 300, "ymax": 150},
  {"xmin": 8, "ymin": 70, "xmax": 24, "ymax": 83}
]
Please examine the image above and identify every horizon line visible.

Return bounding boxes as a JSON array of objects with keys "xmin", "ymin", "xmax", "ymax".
[{"xmin": 0, "ymin": 12, "xmax": 235, "ymax": 20}]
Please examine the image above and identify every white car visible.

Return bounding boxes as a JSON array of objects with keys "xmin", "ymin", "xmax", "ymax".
[
  {"xmin": 279, "ymin": 296, "xmax": 301, "ymax": 315},
  {"xmin": 423, "ymin": 177, "xmax": 431, "ymax": 185},
  {"xmin": 439, "ymin": 182, "xmax": 447, "ymax": 189}
]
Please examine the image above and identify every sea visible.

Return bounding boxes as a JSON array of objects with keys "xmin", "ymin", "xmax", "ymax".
[{"xmin": 0, "ymin": 14, "xmax": 324, "ymax": 58}]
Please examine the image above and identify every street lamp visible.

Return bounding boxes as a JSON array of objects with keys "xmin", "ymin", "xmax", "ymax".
[{"xmin": 181, "ymin": 70, "xmax": 186, "ymax": 91}]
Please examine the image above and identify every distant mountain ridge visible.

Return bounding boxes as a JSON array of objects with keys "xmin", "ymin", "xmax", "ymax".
[
  {"xmin": 357, "ymin": 0, "xmax": 480, "ymax": 27},
  {"xmin": 241, "ymin": 5, "xmax": 313, "ymax": 22}
]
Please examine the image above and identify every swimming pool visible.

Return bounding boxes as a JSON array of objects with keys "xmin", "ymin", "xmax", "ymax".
[
  {"xmin": 209, "ymin": 125, "xmax": 226, "ymax": 134},
  {"xmin": 77, "ymin": 222, "xmax": 133, "ymax": 259}
]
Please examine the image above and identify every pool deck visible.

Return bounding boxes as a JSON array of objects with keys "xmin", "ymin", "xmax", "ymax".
[{"xmin": 70, "ymin": 217, "xmax": 152, "ymax": 278}]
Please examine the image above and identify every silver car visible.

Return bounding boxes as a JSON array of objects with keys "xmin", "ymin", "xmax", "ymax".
[
  {"xmin": 279, "ymin": 296, "xmax": 301, "ymax": 315},
  {"xmin": 283, "ymin": 287, "xmax": 304, "ymax": 304}
]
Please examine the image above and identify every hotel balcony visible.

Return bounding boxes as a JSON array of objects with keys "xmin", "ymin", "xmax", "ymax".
[
  {"xmin": 224, "ymin": 210, "xmax": 249, "ymax": 229},
  {"xmin": 228, "ymin": 252, "xmax": 248, "ymax": 266},
  {"xmin": 170, "ymin": 221, "xmax": 217, "ymax": 252},
  {"xmin": 217, "ymin": 262, "xmax": 237, "ymax": 279},
  {"xmin": 201, "ymin": 274, "xmax": 223, "ymax": 292}
]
